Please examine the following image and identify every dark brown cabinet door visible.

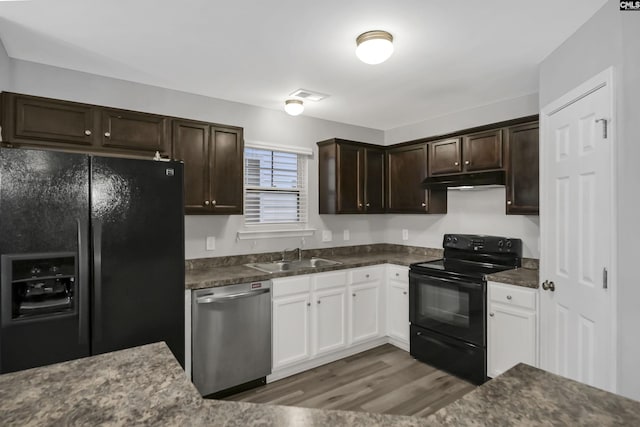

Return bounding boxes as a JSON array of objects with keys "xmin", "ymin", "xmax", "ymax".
[
  {"xmin": 364, "ymin": 147, "xmax": 385, "ymax": 213},
  {"xmin": 386, "ymin": 144, "xmax": 446, "ymax": 214},
  {"xmin": 172, "ymin": 120, "xmax": 210, "ymax": 213},
  {"xmin": 506, "ymin": 122, "xmax": 539, "ymax": 215},
  {"xmin": 429, "ymin": 138, "xmax": 462, "ymax": 175},
  {"xmin": 101, "ymin": 109, "xmax": 169, "ymax": 156},
  {"xmin": 209, "ymin": 126, "xmax": 243, "ymax": 214},
  {"xmin": 336, "ymin": 143, "xmax": 363, "ymax": 213},
  {"xmin": 3, "ymin": 93, "xmax": 95, "ymax": 147},
  {"xmin": 462, "ymin": 129, "xmax": 503, "ymax": 172}
]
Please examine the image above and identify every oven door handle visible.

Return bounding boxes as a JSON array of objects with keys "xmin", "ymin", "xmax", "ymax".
[
  {"xmin": 415, "ymin": 330, "xmax": 477, "ymax": 353},
  {"xmin": 409, "ymin": 273, "xmax": 483, "ymax": 290}
]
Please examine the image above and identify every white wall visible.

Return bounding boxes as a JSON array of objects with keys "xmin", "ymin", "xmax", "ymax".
[
  {"xmin": 384, "ymin": 93, "xmax": 539, "ymax": 145},
  {"xmin": 5, "ymin": 58, "xmax": 387, "ymax": 258},
  {"xmin": 0, "ymin": 38, "xmax": 9, "ymax": 91},
  {"xmin": 539, "ymin": 0, "xmax": 640, "ymax": 401},
  {"xmin": 384, "ymin": 189, "xmax": 540, "ymax": 258}
]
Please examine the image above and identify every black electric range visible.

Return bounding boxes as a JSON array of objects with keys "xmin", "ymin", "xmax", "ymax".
[{"xmin": 408, "ymin": 234, "xmax": 523, "ymax": 384}]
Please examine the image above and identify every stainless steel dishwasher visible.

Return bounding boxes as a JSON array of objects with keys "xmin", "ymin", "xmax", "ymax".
[{"xmin": 192, "ymin": 281, "xmax": 272, "ymax": 397}]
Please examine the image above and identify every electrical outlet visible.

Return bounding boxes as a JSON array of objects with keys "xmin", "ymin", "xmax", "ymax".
[
  {"xmin": 206, "ymin": 236, "xmax": 216, "ymax": 251},
  {"xmin": 343, "ymin": 230, "xmax": 350, "ymax": 241},
  {"xmin": 322, "ymin": 230, "xmax": 333, "ymax": 242},
  {"xmin": 402, "ymin": 229, "xmax": 409, "ymax": 241}
]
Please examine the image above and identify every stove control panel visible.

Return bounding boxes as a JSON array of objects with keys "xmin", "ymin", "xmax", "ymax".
[{"xmin": 443, "ymin": 234, "xmax": 522, "ymax": 255}]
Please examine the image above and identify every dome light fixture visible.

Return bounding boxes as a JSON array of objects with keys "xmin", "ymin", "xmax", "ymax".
[
  {"xmin": 355, "ymin": 30, "xmax": 394, "ymax": 65},
  {"xmin": 284, "ymin": 99, "xmax": 304, "ymax": 116}
]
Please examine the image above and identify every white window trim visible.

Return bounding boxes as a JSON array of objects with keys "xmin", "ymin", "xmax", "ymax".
[{"xmin": 238, "ymin": 140, "xmax": 315, "ymax": 240}]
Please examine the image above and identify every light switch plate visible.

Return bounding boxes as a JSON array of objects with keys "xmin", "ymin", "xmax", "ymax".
[
  {"xmin": 206, "ymin": 236, "xmax": 216, "ymax": 251},
  {"xmin": 402, "ymin": 229, "xmax": 409, "ymax": 241},
  {"xmin": 322, "ymin": 230, "xmax": 333, "ymax": 242},
  {"xmin": 343, "ymin": 230, "xmax": 350, "ymax": 241}
]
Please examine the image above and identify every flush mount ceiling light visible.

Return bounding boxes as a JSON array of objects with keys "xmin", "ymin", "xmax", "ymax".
[
  {"xmin": 355, "ymin": 30, "xmax": 394, "ymax": 65},
  {"xmin": 284, "ymin": 99, "xmax": 304, "ymax": 116}
]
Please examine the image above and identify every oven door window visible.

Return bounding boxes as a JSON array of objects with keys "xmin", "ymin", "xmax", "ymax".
[{"xmin": 409, "ymin": 273, "xmax": 484, "ymax": 346}]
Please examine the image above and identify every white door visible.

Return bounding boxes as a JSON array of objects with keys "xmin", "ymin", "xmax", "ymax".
[
  {"xmin": 272, "ymin": 293, "xmax": 311, "ymax": 369},
  {"xmin": 488, "ymin": 303, "xmax": 536, "ymax": 378},
  {"xmin": 349, "ymin": 282, "xmax": 380, "ymax": 344},
  {"xmin": 312, "ymin": 287, "xmax": 347, "ymax": 356},
  {"xmin": 387, "ymin": 281, "xmax": 409, "ymax": 343},
  {"xmin": 541, "ymin": 70, "xmax": 614, "ymax": 391}
]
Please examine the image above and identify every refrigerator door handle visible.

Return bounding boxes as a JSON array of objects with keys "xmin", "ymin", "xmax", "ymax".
[
  {"xmin": 93, "ymin": 220, "xmax": 103, "ymax": 344},
  {"xmin": 77, "ymin": 219, "xmax": 89, "ymax": 345}
]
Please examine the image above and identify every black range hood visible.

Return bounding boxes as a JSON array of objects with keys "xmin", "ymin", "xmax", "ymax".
[{"xmin": 422, "ymin": 170, "xmax": 505, "ymax": 190}]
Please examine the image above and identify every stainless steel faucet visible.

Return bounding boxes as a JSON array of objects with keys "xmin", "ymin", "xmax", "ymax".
[{"xmin": 281, "ymin": 248, "xmax": 302, "ymax": 262}]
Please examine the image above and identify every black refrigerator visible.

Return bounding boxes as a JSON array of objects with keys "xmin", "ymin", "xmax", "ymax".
[{"xmin": 0, "ymin": 148, "xmax": 185, "ymax": 374}]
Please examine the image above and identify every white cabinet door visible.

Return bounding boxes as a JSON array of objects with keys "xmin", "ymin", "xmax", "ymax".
[
  {"xmin": 312, "ymin": 287, "xmax": 347, "ymax": 356},
  {"xmin": 272, "ymin": 293, "xmax": 311, "ymax": 370},
  {"xmin": 387, "ymin": 281, "xmax": 409, "ymax": 343},
  {"xmin": 349, "ymin": 282, "xmax": 381, "ymax": 345},
  {"xmin": 488, "ymin": 303, "xmax": 536, "ymax": 378}
]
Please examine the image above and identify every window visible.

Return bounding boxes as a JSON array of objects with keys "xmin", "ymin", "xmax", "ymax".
[{"xmin": 244, "ymin": 146, "xmax": 308, "ymax": 226}]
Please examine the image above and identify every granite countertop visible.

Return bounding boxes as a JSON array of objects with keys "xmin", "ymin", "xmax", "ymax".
[
  {"xmin": 185, "ymin": 251, "xmax": 440, "ymax": 290},
  {"xmin": 486, "ymin": 267, "xmax": 539, "ymax": 289},
  {"xmin": 428, "ymin": 363, "xmax": 640, "ymax": 426},
  {"xmin": 3, "ymin": 344, "xmax": 639, "ymax": 426}
]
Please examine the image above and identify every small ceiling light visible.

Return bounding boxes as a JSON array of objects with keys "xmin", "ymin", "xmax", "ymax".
[
  {"xmin": 284, "ymin": 99, "xmax": 304, "ymax": 116},
  {"xmin": 355, "ymin": 30, "xmax": 394, "ymax": 65}
]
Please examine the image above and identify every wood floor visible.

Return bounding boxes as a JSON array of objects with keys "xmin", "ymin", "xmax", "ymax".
[{"xmin": 225, "ymin": 344, "xmax": 476, "ymax": 417}]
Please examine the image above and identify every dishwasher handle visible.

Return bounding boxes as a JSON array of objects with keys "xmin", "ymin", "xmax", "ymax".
[{"xmin": 196, "ymin": 288, "xmax": 270, "ymax": 304}]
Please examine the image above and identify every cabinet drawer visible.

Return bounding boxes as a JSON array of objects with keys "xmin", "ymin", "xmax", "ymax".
[
  {"xmin": 489, "ymin": 282, "xmax": 536, "ymax": 310},
  {"xmin": 272, "ymin": 275, "xmax": 312, "ymax": 297},
  {"xmin": 349, "ymin": 266, "xmax": 382, "ymax": 284},
  {"xmin": 313, "ymin": 270, "xmax": 348, "ymax": 291},
  {"xmin": 387, "ymin": 265, "xmax": 408, "ymax": 282}
]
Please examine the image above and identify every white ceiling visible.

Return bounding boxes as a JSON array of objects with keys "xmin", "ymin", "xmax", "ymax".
[{"xmin": 0, "ymin": 0, "xmax": 607, "ymax": 130}]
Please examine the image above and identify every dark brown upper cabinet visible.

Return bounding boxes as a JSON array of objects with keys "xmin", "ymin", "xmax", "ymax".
[
  {"xmin": 1, "ymin": 92, "xmax": 170, "ymax": 157},
  {"xmin": 318, "ymin": 139, "xmax": 385, "ymax": 214},
  {"xmin": 172, "ymin": 120, "xmax": 244, "ymax": 215},
  {"xmin": 386, "ymin": 144, "xmax": 446, "ymax": 214},
  {"xmin": 429, "ymin": 138, "xmax": 462, "ymax": 175},
  {"xmin": 462, "ymin": 129, "xmax": 503, "ymax": 172},
  {"xmin": 100, "ymin": 109, "xmax": 169, "ymax": 156},
  {"xmin": 506, "ymin": 122, "xmax": 539, "ymax": 215}
]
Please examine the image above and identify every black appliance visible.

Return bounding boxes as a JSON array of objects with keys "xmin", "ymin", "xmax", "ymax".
[
  {"xmin": 0, "ymin": 148, "xmax": 185, "ymax": 374},
  {"xmin": 409, "ymin": 234, "xmax": 522, "ymax": 384}
]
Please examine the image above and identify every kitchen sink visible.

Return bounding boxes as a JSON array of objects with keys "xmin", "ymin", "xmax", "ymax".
[{"xmin": 245, "ymin": 257, "xmax": 341, "ymax": 273}]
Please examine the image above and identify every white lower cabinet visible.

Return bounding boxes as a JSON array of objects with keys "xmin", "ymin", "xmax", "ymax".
[
  {"xmin": 272, "ymin": 276, "xmax": 312, "ymax": 370},
  {"xmin": 386, "ymin": 265, "xmax": 409, "ymax": 346},
  {"xmin": 312, "ymin": 272, "xmax": 348, "ymax": 356},
  {"xmin": 348, "ymin": 266, "xmax": 384, "ymax": 345},
  {"xmin": 487, "ymin": 281, "xmax": 538, "ymax": 378}
]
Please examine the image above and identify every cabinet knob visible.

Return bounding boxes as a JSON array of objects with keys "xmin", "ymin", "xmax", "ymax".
[
  {"xmin": 212, "ymin": 200, "xmax": 217, "ymax": 206},
  {"xmin": 317, "ymin": 300, "xmax": 321, "ymax": 304},
  {"xmin": 403, "ymin": 291, "xmax": 407, "ymax": 295},
  {"xmin": 421, "ymin": 202, "xmax": 426, "ymax": 207},
  {"xmin": 358, "ymin": 203, "xmax": 363, "ymax": 208},
  {"xmin": 104, "ymin": 132, "xmax": 111, "ymax": 138},
  {"xmin": 465, "ymin": 160, "xmax": 470, "ymax": 165},
  {"xmin": 395, "ymin": 273, "xmax": 399, "ymax": 277},
  {"xmin": 307, "ymin": 302, "xmax": 311, "ymax": 307},
  {"xmin": 84, "ymin": 130, "xmax": 92, "ymax": 136},
  {"xmin": 507, "ymin": 200, "xmax": 512, "ymax": 205},
  {"xmin": 489, "ymin": 312, "xmax": 495, "ymax": 317},
  {"xmin": 506, "ymin": 295, "xmax": 512, "ymax": 300},
  {"xmin": 352, "ymin": 293, "xmax": 356, "ymax": 297},
  {"xmin": 204, "ymin": 201, "xmax": 210, "ymax": 206},
  {"xmin": 454, "ymin": 161, "xmax": 459, "ymax": 166},
  {"xmin": 366, "ymin": 274, "xmax": 370, "ymax": 278},
  {"xmin": 366, "ymin": 203, "xmax": 370, "ymax": 207}
]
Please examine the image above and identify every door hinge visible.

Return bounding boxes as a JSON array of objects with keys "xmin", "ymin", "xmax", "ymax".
[
  {"xmin": 595, "ymin": 118, "xmax": 608, "ymax": 139},
  {"xmin": 603, "ymin": 267, "xmax": 608, "ymax": 289}
]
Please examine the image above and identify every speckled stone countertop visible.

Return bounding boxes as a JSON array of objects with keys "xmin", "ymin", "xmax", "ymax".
[
  {"xmin": 0, "ymin": 343, "xmax": 431, "ymax": 427},
  {"xmin": 186, "ymin": 244, "xmax": 442, "ymax": 290},
  {"xmin": 486, "ymin": 267, "xmax": 540, "ymax": 289},
  {"xmin": 428, "ymin": 363, "xmax": 640, "ymax": 426}
]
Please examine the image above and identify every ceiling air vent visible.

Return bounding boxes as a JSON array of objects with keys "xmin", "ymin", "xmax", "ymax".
[{"xmin": 289, "ymin": 89, "xmax": 329, "ymax": 102}]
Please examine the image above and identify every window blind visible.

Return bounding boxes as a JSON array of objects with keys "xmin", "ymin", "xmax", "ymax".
[{"xmin": 244, "ymin": 147, "xmax": 308, "ymax": 225}]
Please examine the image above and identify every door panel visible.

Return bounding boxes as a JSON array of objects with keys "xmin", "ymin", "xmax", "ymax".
[
  {"xmin": 209, "ymin": 127, "xmax": 243, "ymax": 214},
  {"xmin": 387, "ymin": 281, "xmax": 409, "ymax": 343},
  {"xmin": 313, "ymin": 288, "xmax": 347, "ymax": 356},
  {"xmin": 429, "ymin": 138, "xmax": 462, "ymax": 175},
  {"xmin": 364, "ymin": 148, "xmax": 385, "ymax": 213},
  {"xmin": 487, "ymin": 303, "xmax": 536, "ymax": 378},
  {"xmin": 272, "ymin": 294, "xmax": 310, "ymax": 369},
  {"xmin": 90, "ymin": 156, "xmax": 184, "ymax": 365},
  {"xmin": 541, "ymin": 81, "xmax": 612, "ymax": 391},
  {"xmin": 463, "ymin": 130, "xmax": 503, "ymax": 171},
  {"xmin": 100, "ymin": 109, "xmax": 169, "ymax": 156},
  {"xmin": 337, "ymin": 144, "xmax": 362, "ymax": 213},
  {"xmin": 349, "ymin": 282, "xmax": 380, "ymax": 344},
  {"xmin": 506, "ymin": 123, "xmax": 539, "ymax": 214},
  {"xmin": 173, "ymin": 120, "xmax": 209, "ymax": 213}
]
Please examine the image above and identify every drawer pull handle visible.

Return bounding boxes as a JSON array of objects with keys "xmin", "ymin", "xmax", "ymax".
[
  {"xmin": 490, "ymin": 312, "xmax": 495, "ymax": 317},
  {"xmin": 506, "ymin": 295, "xmax": 512, "ymax": 300},
  {"xmin": 84, "ymin": 130, "xmax": 92, "ymax": 136}
]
